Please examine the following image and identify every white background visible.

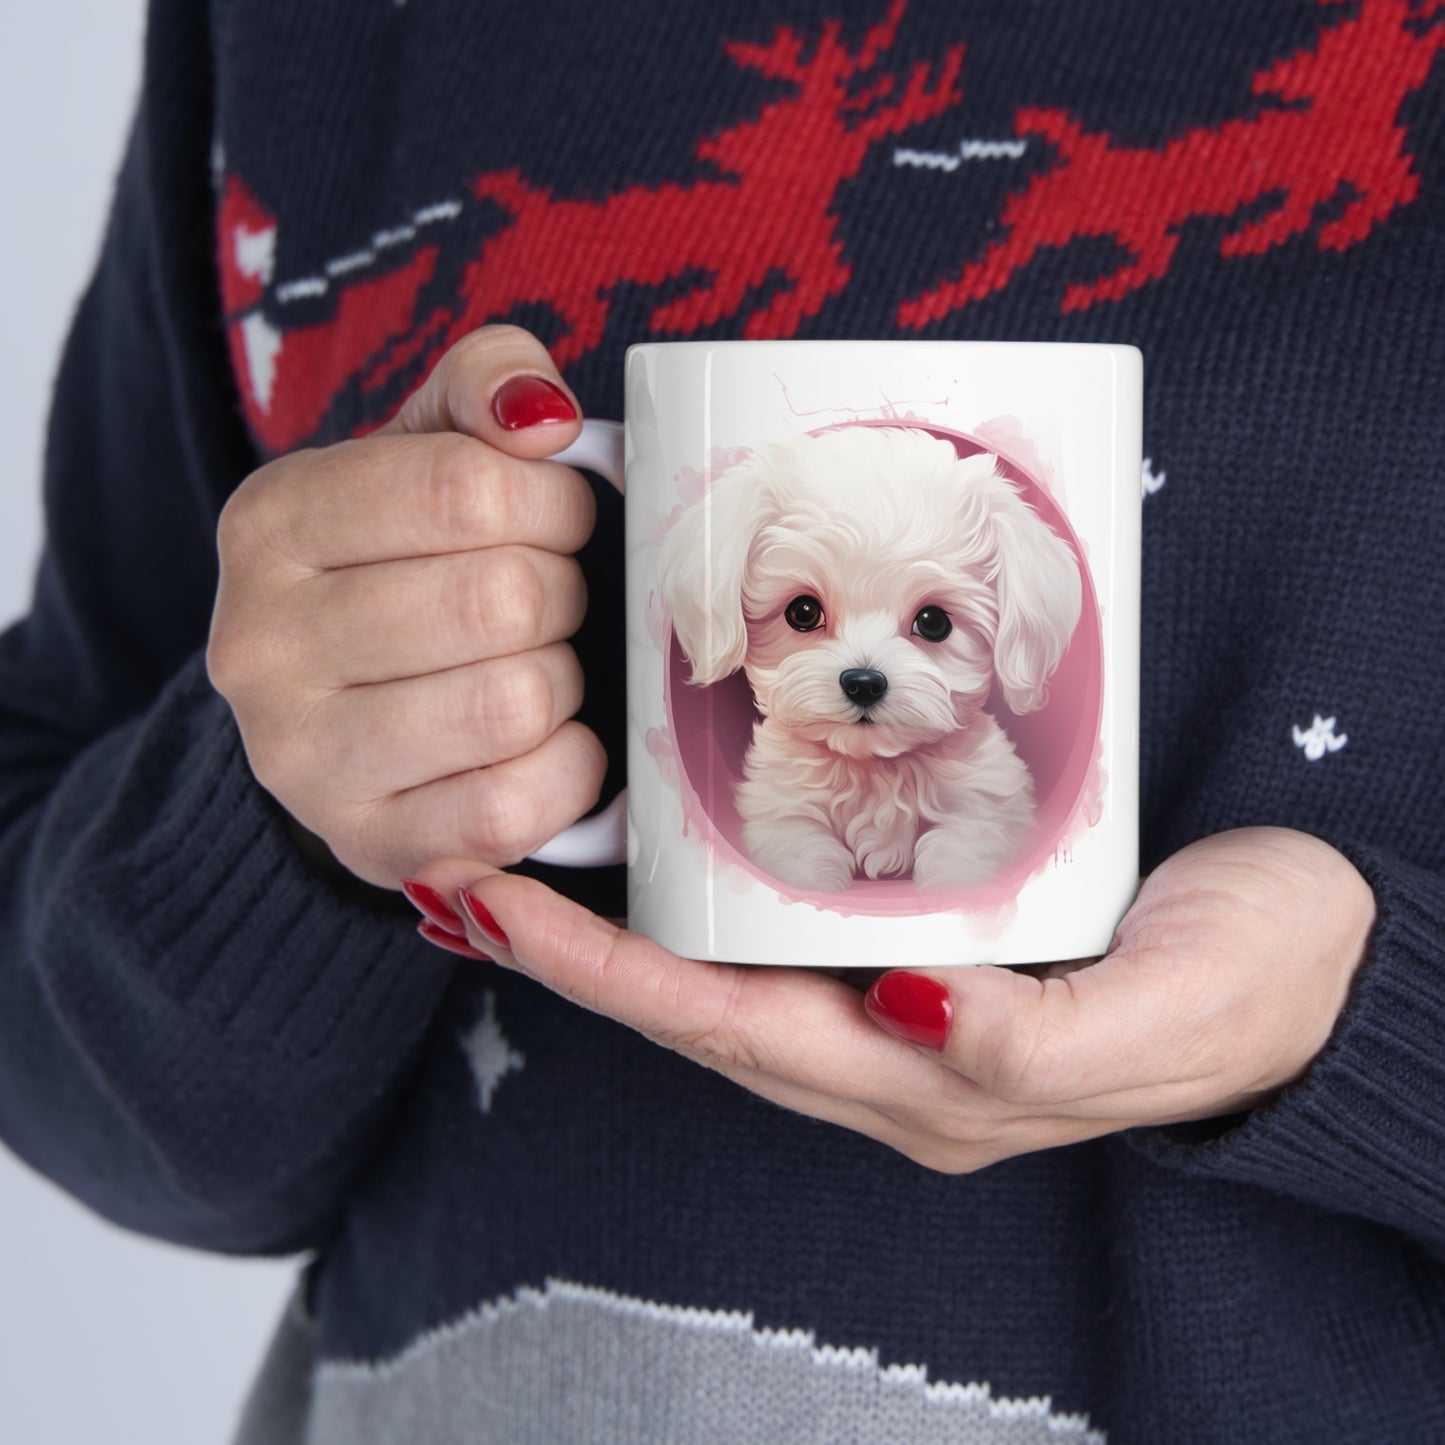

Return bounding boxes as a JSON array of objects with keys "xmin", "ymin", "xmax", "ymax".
[{"xmin": 0, "ymin": 4, "xmax": 296, "ymax": 1440}]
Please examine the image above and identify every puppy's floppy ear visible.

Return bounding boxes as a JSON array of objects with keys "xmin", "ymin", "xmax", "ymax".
[
  {"xmin": 659, "ymin": 452, "xmax": 777, "ymax": 685},
  {"xmin": 977, "ymin": 459, "xmax": 1083, "ymax": 714}
]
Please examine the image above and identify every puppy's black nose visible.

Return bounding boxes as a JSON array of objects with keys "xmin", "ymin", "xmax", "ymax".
[{"xmin": 839, "ymin": 668, "xmax": 888, "ymax": 706}]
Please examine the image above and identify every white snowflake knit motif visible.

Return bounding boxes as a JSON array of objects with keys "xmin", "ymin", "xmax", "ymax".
[
  {"xmin": 1292, "ymin": 714, "xmax": 1348, "ymax": 760},
  {"xmin": 460, "ymin": 992, "xmax": 525, "ymax": 1114}
]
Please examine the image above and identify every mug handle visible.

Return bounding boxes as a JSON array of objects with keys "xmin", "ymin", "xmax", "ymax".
[{"xmin": 526, "ymin": 419, "xmax": 629, "ymax": 868}]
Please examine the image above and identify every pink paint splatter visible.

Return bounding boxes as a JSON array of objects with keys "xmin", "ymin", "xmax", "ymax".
[
  {"xmin": 972, "ymin": 414, "xmax": 1058, "ymax": 496},
  {"xmin": 654, "ymin": 446, "xmax": 757, "ymax": 545},
  {"xmin": 674, "ymin": 446, "xmax": 754, "ymax": 506}
]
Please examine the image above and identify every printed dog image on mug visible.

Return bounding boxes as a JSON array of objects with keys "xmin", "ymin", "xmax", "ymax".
[{"xmin": 659, "ymin": 425, "xmax": 1083, "ymax": 892}]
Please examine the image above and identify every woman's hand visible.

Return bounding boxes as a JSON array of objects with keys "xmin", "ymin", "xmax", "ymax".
[
  {"xmin": 207, "ymin": 325, "xmax": 606, "ymax": 888},
  {"xmin": 408, "ymin": 827, "xmax": 1376, "ymax": 1171}
]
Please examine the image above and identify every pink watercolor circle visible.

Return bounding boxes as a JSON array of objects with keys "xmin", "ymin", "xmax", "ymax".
[{"xmin": 661, "ymin": 420, "xmax": 1105, "ymax": 915}]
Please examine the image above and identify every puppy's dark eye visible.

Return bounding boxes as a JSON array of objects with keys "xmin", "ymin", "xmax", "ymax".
[
  {"xmin": 785, "ymin": 595, "xmax": 825, "ymax": 632},
  {"xmin": 912, "ymin": 606, "xmax": 952, "ymax": 642}
]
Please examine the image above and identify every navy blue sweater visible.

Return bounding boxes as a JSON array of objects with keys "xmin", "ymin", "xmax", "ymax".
[{"xmin": 2, "ymin": 0, "xmax": 1444, "ymax": 1439}]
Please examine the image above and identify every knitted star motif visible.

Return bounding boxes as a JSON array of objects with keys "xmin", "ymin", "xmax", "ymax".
[
  {"xmin": 460, "ymin": 992, "xmax": 525, "ymax": 1114},
  {"xmin": 1292, "ymin": 715, "xmax": 1348, "ymax": 761}
]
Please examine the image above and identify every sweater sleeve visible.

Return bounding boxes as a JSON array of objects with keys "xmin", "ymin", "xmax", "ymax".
[
  {"xmin": 1128, "ymin": 843, "xmax": 1445, "ymax": 1257},
  {"xmin": 0, "ymin": 0, "xmax": 453, "ymax": 1254}
]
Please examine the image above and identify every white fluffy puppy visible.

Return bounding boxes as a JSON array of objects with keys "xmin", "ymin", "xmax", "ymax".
[{"xmin": 659, "ymin": 427, "xmax": 1082, "ymax": 891}]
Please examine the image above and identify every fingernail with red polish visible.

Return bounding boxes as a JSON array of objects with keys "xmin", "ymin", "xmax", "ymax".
[
  {"xmin": 491, "ymin": 374, "xmax": 578, "ymax": 430},
  {"xmin": 458, "ymin": 888, "xmax": 511, "ymax": 952},
  {"xmin": 864, "ymin": 972, "xmax": 953, "ymax": 1051},
  {"xmin": 401, "ymin": 879, "xmax": 466, "ymax": 937},
  {"xmin": 417, "ymin": 919, "xmax": 493, "ymax": 962}
]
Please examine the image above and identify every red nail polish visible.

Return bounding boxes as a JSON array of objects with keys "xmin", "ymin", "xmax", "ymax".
[
  {"xmin": 417, "ymin": 920, "xmax": 493, "ymax": 962},
  {"xmin": 401, "ymin": 879, "xmax": 466, "ymax": 936},
  {"xmin": 864, "ymin": 972, "xmax": 953, "ymax": 1050},
  {"xmin": 458, "ymin": 888, "xmax": 511, "ymax": 951},
  {"xmin": 491, "ymin": 374, "xmax": 578, "ymax": 430}
]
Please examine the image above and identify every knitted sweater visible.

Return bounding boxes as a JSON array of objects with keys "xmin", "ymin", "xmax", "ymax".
[{"xmin": 2, "ymin": 0, "xmax": 1443, "ymax": 1440}]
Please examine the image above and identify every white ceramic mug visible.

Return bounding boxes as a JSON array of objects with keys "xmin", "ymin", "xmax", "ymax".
[{"xmin": 535, "ymin": 340, "xmax": 1141, "ymax": 967}]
